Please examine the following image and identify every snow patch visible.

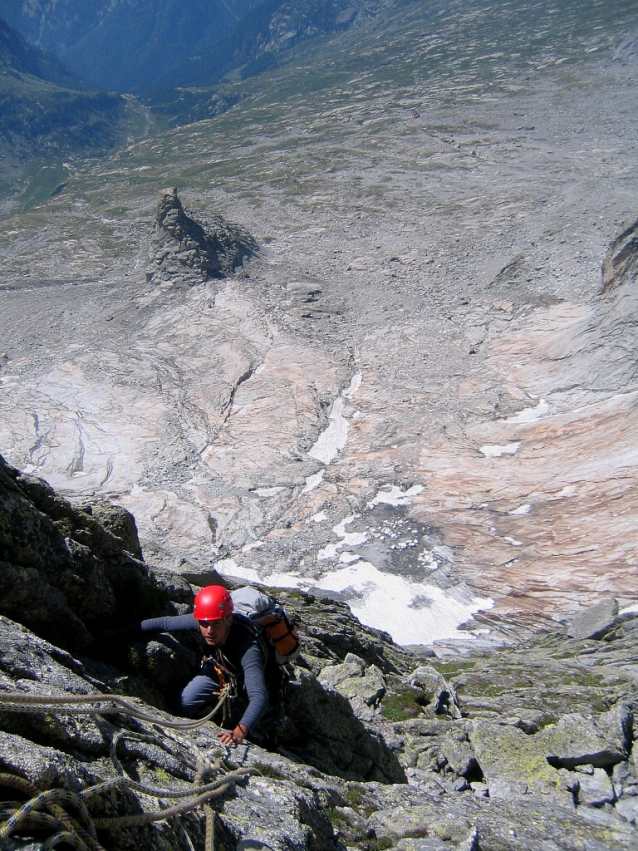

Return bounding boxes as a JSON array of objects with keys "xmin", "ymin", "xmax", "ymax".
[
  {"xmin": 506, "ymin": 399, "xmax": 550, "ymax": 424},
  {"xmin": 338, "ymin": 551, "xmax": 362, "ymax": 564},
  {"xmin": 218, "ymin": 559, "xmax": 303, "ymax": 590},
  {"xmin": 242, "ymin": 540, "xmax": 263, "ymax": 552},
  {"xmin": 308, "ymin": 372, "xmax": 362, "ymax": 465},
  {"xmin": 509, "ymin": 504, "xmax": 531, "ymax": 515},
  {"xmin": 318, "ymin": 515, "xmax": 368, "ymax": 560},
  {"xmin": 555, "ymin": 485, "xmax": 576, "ymax": 498},
  {"xmin": 302, "ymin": 470, "xmax": 324, "ymax": 493},
  {"xmin": 368, "ymin": 483, "xmax": 424, "ymax": 508},
  {"xmin": 480, "ymin": 442, "xmax": 521, "ymax": 458},
  {"xmin": 254, "ymin": 487, "xmax": 286, "ymax": 497},
  {"xmin": 313, "ymin": 560, "xmax": 494, "ymax": 645}
]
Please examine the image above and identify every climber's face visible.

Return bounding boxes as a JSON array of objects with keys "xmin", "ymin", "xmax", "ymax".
[{"xmin": 198, "ymin": 616, "xmax": 232, "ymax": 646}]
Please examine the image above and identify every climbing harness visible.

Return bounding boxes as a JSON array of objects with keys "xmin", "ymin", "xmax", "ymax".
[{"xmin": 0, "ymin": 685, "xmax": 257, "ymax": 850}]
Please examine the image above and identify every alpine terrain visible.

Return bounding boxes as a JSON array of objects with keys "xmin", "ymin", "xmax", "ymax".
[{"xmin": 0, "ymin": 0, "xmax": 638, "ymax": 847}]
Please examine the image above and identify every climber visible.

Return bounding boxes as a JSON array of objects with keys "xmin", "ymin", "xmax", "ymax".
[{"xmin": 131, "ymin": 585, "xmax": 273, "ymax": 747}]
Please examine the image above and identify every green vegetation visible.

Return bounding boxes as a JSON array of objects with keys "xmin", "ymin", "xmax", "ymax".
[
  {"xmin": 12, "ymin": 161, "xmax": 69, "ymax": 212},
  {"xmin": 435, "ymin": 661, "xmax": 476, "ymax": 678},
  {"xmin": 254, "ymin": 762, "xmax": 287, "ymax": 781},
  {"xmin": 380, "ymin": 686, "xmax": 426, "ymax": 722},
  {"xmin": 346, "ymin": 784, "xmax": 366, "ymax": 807},
  {"xmin": 325, "ymin": 806, "xmax": 349, "ymax": 828}
]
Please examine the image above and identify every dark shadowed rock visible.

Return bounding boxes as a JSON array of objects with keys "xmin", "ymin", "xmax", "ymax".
[
  {"xmin": 146, "ymin": 188, "xmax": 257, "ymax": 285},
  {"xmin": 602, "ymin": 217, "xmax": 638, "ymax": 293},
  {"xmin": 0, "ymin": 454, "xmax": 164, "ymax": 650}
]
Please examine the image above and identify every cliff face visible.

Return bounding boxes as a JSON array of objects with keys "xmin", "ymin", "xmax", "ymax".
[{"xmin": 1, "ymin": 461, "xmax": 637, "ymax": 850}]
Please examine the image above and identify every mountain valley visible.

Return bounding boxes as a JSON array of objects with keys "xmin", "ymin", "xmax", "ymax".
[{"xmin": 1, "ymin": 0, "xmax": 638, "ymax": 642}]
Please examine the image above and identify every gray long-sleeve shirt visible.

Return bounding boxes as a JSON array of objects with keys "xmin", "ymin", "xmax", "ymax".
[{"xmin": 136, "ymin": 613, "xmax": 268, "ymax": 731}]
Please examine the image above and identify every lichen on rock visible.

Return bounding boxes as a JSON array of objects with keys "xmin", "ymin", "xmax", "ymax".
[{"xmin": 1, "ymin": 459, "xmax": 638, "ymax": 849}]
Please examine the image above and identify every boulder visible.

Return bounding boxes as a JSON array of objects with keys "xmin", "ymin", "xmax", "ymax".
[
  {"xmin": 285, "ymin": 668, "xmax": 406, "ymax": 783},
  {"xmin": 469, "ymin": 720, "xmax": 561, "ymax": 798},
  {"xmin": 616, "ymin": 795, "xmax": 638, "ymax": 825},
  {"xmin": 318, "ymin": 652, "xmax": 386, "ymax": 720},
  {"xmin": 567, "ymin": 598, "xmax": 619, "ymax": 640},
  {"xmin": 438, "ymin": 729, "xmax": 480, "ymax": 779},
  {"xmin": 406, "ymin": 665, "xmax": 461, "ymax": 719},
  {"xmin": 576, "ymin": 768, "xmax": 616, "ymax": 807},
  {"xmin": 543, "ymin": 707, "xmax": 632, "ymax": 769},
  {"xmin": 602, "ymin": 217, "xmax": 638, "ymax": 293}
]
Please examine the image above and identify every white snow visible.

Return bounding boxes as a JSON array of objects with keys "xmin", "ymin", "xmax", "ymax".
[
  {"xmin": 509, "ymin": 504, "xmax": 531, "ymax": 515},
  {"xmin": 318, "ymin": 516, "xmax": 368, "ymax": 560},
  {"xmin": 506, "ymin": 399, "xmax": 550, "ymax": 424},
  {"xmin": 313, "ymin": 560, "xmax": 494, "ymax": 645},
  {"xmin": 338, "ymin": 551, "xmax": 362, "ymax": 564},
  {"xmin": 255, "ymin": 487, "xmax": 286, "ymax": 497},
  {"xmin": 308, "ymin": 397, "xmax": 349, "ymax": 464},
  {"xmin": 308, "ymin": 372, "xmax": 362, "ymax": 464},
  {"xmin": 218, "ymin": 559, "xmax": 303, "ymax": 590},
  {"xmin": 302, "ymin": 470, "xmax": 324, "ymax": 493},
  {"xmin": 368, "ymin": 484, "xmax": 424, "ymax": 508},
  {"xmin": 480, "ymin": 442, "xmax": 521, "ymax": 458},
  {"xmin": 555, "ymin": 485, "xmax": 576, "ymax": 498}
]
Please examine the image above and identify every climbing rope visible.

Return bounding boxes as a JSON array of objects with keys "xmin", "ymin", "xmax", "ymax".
[
  {"xmin": 0, "ymin": 687, "xmax": 230, "ymax": 730},
  {"xmin": 0, "ymin": 685, "xmax": 257, "ymax": 849},
  {"xmin": 0, "ymin": 769, "xmax": 256, "ymax": 844}
]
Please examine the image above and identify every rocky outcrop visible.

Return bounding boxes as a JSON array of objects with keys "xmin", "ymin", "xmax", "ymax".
[
  {"xmin": 1, "ymin": 462, "xmax": 638, "ymax": 849},
  {"xmin": 0, "ymin": 453, "xmax": 168, "ymax": 651},
  {"xmin": 146, "ymin": 188, "xmax": 257, "ymax": 285},
  {"xmin": 602, "ymin": 216, "xmax": 638, "ymax": 293}
]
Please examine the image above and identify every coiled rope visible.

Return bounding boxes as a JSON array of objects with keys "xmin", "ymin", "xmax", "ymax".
[
  {"xmin": 0, "ymin": 685, "xmax": 256, "ymax": 849},
  {"xmin": 0, "ymin": 687, "xmax": 229, "ymax": 730}
]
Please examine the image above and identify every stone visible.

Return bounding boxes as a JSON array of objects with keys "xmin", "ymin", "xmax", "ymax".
[
  {"xmin": 318, "ymin": 653, "xmax": 365, "ymax": 689},
  {"xmin": 406, "ymin": 666, "xmax": 461, "ymax": 719},
  {"xmin": 577, "ymin": 768, "xmax": 616, "ymax": 807},
  {"xmin": 612, "ymin": 760, "xmax": 638, "ymax": 798},
  {"xmin": 0, "ymin": 455, "xmax": 164, "ymax": 651},
  {"xmin": 285, "ymin": 668, "xmax": 406, "ymax": 783},
  {"xmin": 439, "ymin": 730, "xmax": 479, "ymax": 779},
  {"xmin": 456, "ymin": 826, "xmax": 479, "ymax": 851},
  {"xmin": 616, "ymin": 795, "xmax": 638, "ymax": 825},
  {"xmin": 601, "ymin": 218, "xmax": 638, "ymax": 294},
  {"xmin": 469, "ymin": 720, "xmax": 558, "ymax": 798},
  {"xmin": 567, "ymin": 598, "xmax": 619, "ymax": 640},
  {"xmin": 395, "ymin": 839, "xmax": 450, "ymax": 851},
  {"xmin": 543, "ymin": 710, "xmax": 630, "ymax": 769}
]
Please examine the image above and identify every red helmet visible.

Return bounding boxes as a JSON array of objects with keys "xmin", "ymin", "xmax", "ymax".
[{"xmin": 193, "ymin": 586, "xmax": 234, "ymax": 621}]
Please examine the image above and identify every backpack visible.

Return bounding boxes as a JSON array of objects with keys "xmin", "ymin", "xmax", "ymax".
[{"xmin": 231, "ymin": 586, "xmax": 301, "ymax": 665}]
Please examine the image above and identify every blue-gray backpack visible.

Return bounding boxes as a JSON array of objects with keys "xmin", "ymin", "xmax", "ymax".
[{"xmin": 231, "ymin": 586, "xmax": 301, "ymax": 665}]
